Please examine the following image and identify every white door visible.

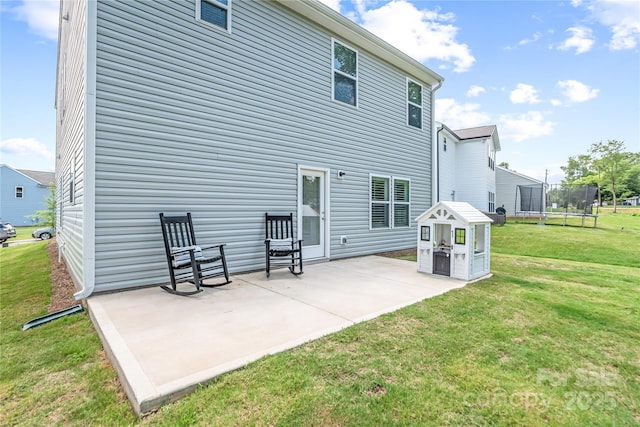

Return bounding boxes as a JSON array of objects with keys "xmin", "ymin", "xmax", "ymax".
[{"xmin": 299, "ymin": 168, "xmax": 327, "ymax": 259}]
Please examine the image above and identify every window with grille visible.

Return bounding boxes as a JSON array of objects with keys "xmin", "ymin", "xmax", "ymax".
[
  {"xmin": 333, "ymin": 40, "xmax": 358, "ymax": 107},
  {"xmin": 407, "ymin": 79, "xmax": 422, "ymax": 129},
  {"xmin": 197, "ymin": 0, "xmax": 230, "ymax": 31},
  {"xmin": 15, "ymin": 187, "xmax": 23, "ymax": 198},
  {"xmin": 370, "ymin": 175, "xmax": 411, "ymax": 229}
]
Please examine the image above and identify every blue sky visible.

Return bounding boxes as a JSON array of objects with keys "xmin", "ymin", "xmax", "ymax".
[{"xmin": 1, "ymin": 0, "xmax": 639, "ymax": 183}]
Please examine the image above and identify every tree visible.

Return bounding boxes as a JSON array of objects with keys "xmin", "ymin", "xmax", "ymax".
[
  {"xmin": 498, "ymin": 162, "xmax": 510, "ymax": 169},
  {"xmin": 28, "ymin": 186, "xmax": 56, "ymax": 227},
  {"xmin": 590, "ymin": 140, "xmax": 627, "ymax": 213},
  {"xmin": 561, "ymin": 154, "xmax": 593, "ymax": 185}
]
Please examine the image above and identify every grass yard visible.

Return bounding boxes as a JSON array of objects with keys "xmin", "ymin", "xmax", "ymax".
[{"xmin": 1, "ymin": 214, "xmax": 638, "ymax": 425}]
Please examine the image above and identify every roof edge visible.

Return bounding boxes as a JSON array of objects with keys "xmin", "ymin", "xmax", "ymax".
[{"xmin": 275, "ymin": 0, "xmax": 444, "ymax": 86}]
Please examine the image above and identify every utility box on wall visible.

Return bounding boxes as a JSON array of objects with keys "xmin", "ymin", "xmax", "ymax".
[{"xmin": 416, "ymin": 201, "xmax": 493, "ymax": 281}]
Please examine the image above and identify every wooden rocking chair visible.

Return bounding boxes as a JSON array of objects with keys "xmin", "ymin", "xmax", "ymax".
[
  {"xmin": 264, "ymin": 213, "xmax": 303, "ymax": 278},
  {"xmin": 159, "ymin": 212, "xmax": 231, "ymax": 296}
]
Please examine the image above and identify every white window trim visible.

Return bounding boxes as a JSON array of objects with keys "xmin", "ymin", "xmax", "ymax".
[
  {"xmin": 15, "ymin": 186, "xmax": 24, "ymax": 198},
  {"xmin": 331, "ymin": 38, "xmax": 359, "ymax": 108},
  {"xmin": 406, "ymin": 78, "xmax": 423, "ymax": 129},
  {"xmin": 196, "ymin": 0, "xmax": 232, "ymax": 33},
  {"xmin": 369, "ymin": 174, "xmax": 412, "ymax": 230}
]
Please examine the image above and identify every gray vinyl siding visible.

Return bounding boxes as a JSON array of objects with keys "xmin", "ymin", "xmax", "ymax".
[
  {"xmin": 56, "ymin": 0, "xmax": 87, "ymax": 292},
  {"xmin": 92, "ymin": 0, "xmax": 433, "ymax": 292}
]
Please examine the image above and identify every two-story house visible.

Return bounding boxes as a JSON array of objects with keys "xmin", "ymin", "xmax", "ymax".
[
  {"xmin": 434, "ymin": 122, "xmax": 501, "ymax": 212},
  {"xmin": 0, "ymin": 164, "xmax": 55, "ymax": 225},
  {"xmin": 56, "ymin": 0, "xmax": 444, "ymax": 298}
]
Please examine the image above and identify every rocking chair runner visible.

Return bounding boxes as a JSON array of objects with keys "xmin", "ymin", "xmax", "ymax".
[
  {"xmin": 159, "ymin": 213, "xmax": 231, "ymax": 296},
  {"xmin": 264, "ymin": 213, "xmax": 303, "ymax": 278}
]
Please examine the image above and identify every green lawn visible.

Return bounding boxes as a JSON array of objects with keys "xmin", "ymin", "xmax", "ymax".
[{"xmin": 1, "ymin": 214, "xmax": 638, "ymax": 425}]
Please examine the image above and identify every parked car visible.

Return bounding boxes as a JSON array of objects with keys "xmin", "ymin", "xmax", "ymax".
[
  {"xmin": 1, "ymin": 223, "xmax": 16, "ymax": 243},
  {"xmin": 2, "ymin": 223, "xmax": 16, "ymax": 238},
  {"xmin": 32, "ymin": 227, "xmax": 55, "ymax": 240}
]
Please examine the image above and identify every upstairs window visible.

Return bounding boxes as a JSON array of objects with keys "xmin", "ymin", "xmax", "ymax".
[
  {"xmin": 15, "ymin": 186, "xmax": 24, "ymax": 198},
  {"xmin": 407, "ymin": 79, "xmax": 422, "ymax": 128},
  {"xmin": 197, "ymin": 0, "xmax": 231, "ymax": 31},
  {"xmin": 332, "ymin": 40, "xmax": 358, "ymax": 107},
  {"xmin": 488, "ymin": 144, "xmax": 495, "ymax": 170}
]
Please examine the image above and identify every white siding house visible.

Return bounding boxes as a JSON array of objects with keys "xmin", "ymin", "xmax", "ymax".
[
  {"xmin": 56, "ymin": 0, "xmax": 444, "ymax": 298},
  {"xmin": 434, "ymin": 123, "xmax": 500, "ymax": 212},
  {"xmin": 495, "ymin": 166, "xmax": 545, "ymax": 216}
]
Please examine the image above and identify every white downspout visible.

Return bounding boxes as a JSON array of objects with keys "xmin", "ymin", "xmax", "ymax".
[
  {"xmin": 74, "ymin": 0, "xmax": 97, "ymax": 300},
  {"xmin": 431, "ymin": 80, "xmax": 443, "ymax": 206}
]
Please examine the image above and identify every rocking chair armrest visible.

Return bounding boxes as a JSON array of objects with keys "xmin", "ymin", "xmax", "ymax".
[
  {"xmin": 200, "ymin": 243, "xmax": 226, "ymax": 251},
  {"xmin": 170, "ymin": 245, "xmax": 199, "ymax": 255}
]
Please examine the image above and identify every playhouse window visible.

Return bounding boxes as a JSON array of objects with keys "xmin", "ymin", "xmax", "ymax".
[
  {"xmin": 421, "ymin": 225, "xmax": 430, "ymax": 241},
  {"xmin": 454, "ymin": 228, "xmax": 466, "ymax": 245},
  {"xmin": 474, "ymin": 224, "xmax": 485, "ymax": 253}
]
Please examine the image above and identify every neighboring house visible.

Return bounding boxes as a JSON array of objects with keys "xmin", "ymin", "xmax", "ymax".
[
  {"xmin": 433, "ymin": 123, "xmax": 501, "ymax": 212},
  {"xmin": 56, "ymin": 0, "xmax": 444, "ymax": 298},
  {"xmin": 622, "ymin": 196, "xmax": 639, "ymax": 206},
  {"xmin": 495, "ymin": 166, "xmax": 545, "ymax": 216},
  {"xmin": 0, "ymin": 164, "xmax": 55, "ymax": 225}
]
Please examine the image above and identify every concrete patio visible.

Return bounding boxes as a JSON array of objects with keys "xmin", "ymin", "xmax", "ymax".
[{"xmin": 87, "ymin": 255, "xmax": 469, "ymax": 416}]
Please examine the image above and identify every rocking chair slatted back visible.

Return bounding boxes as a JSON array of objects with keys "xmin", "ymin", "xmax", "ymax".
[
  {"xmin": 162, "ymin": 214, "xmax": 197, "ymax": 249},
  {"xmin": 265, "ymin": 214, "xmax": 295, "ymax": 241}
]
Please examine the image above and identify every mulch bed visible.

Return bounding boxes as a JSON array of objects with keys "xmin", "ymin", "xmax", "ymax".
[
  {"xmin": 46, "ymin": 239, "xmax": 81, "ymax": 312},
  {"xmin": 376, "ymin": 248, "xmax": 417, "ymax": 259}
]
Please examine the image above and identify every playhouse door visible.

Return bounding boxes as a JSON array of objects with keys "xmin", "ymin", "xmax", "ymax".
[{"xmin": 299, "ymin": 168, "xmax": 328, "ymax": 260}]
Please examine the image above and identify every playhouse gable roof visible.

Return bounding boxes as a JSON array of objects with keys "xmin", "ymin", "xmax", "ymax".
[{"xmin": 416, "ymin": 201, "xmax": 493, "ymax": 225}]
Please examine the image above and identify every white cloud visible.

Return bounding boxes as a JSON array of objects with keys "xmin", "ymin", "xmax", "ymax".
[
  {"xmin": 558, "ymin": 26, "xmax": 594, "ymax": 54},
  {"xmin": 0, "ymin": 137, "xmax": 54, "ymax": 159},
  {"xmin": 588, "ymin": 0, "xmax": 640, "ymax": 50},
  {"xmin": 466, "ymin": 85, "xmax": 486, "ymax": 97},
  {"xmin": 550, "ymin": 99, "xmax": 563, "ymax": 106},
  {"xmin": 435, "ymin": 98, "xmax": 491, "ymax": 129},
  {"xmin": 510, "ymin": 83, "xmax": 541, "ymax": 104},
  {"xmin": 556, "ymin": 79, "xmax": 599, "ymax": 103},
  {"xmin": 318, "ymin": 0, "xmax": 342, "ymax": 12},
  {"xmin": 519, "ymin": 32, "xmax": 543, "ymax": 46},
  {"xmin": 498, "ymin": 111, "xmax": 555, "ymax": 142},
  {"xmin": 11, "ymin": 0, "xmax": 59, "ymax": 41},
  {"xmin": 356, "ymin": 0, "xmax": 475, "ymax": 72}
]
